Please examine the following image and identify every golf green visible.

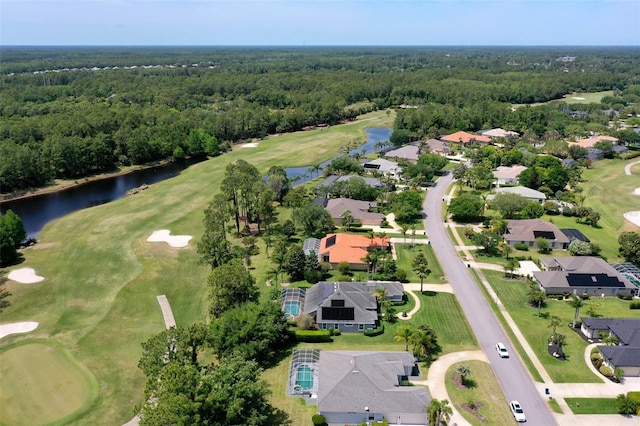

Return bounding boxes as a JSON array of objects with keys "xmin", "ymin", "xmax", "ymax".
[{"xmin": 0, "ymin": 341, "xmax": 97, "ymax": 426}]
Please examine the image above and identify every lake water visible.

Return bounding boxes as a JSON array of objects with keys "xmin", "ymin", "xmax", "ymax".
[
  {"xmin": 283, "ymin": 127, "xmax": 392, "ymax": 183},
  {"xmin": 1, "ymin": 127, "xmax": 391, "ymax": 239},
  {"xmin": 0, "ymin": 158, "xmax": 204, "ymax": 239}
]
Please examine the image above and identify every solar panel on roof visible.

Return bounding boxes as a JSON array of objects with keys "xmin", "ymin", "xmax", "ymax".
[
  {"xmin": 533, "ymin": 230, "xmax": 555, "ymax": 239},
  {"xmin": 325, "ymin": 235, "xmax": 336, "ymax": 248},
  {"xmin": 566, "ymin": 273, "xmax": 623, "ymax": 288},
  {"xmin": 322, "ymin": 306, "xmax": 355, "ymax": 321}
]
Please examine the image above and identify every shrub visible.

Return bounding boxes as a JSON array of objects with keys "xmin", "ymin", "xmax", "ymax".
[
  {"xmin": 331, "ymin": 328, "xmax": 341, "ymax": 336},
  {"xmin": 297, "ymin": 314, "xmax": 316, "ymax": 330},
  {"xmin": 599, "ymin": 365, "xmax": 613, "ymax": 377},
  {"xmin": 514, "ymin": 243, "xmax": 529, "ymax": 251},
  {"xmin": 630, "ymin": 301, "xmax": 640, "ymax": 309},
  {"xmin": 363, "ymin": 324, "xmax": 385, "ymax": 337},
  {"xmin": 628, "ymin": 391, "xmax": 640, "ymax": 405},
  {"xmin": 350, "ymin": 222, "xmax": 363, "ymax": 228},
  {"xmin": 294, "ymin": 330, "xmax": 332, "ymax": 343},
  {"xmin": 312, "ymin": 414, "xmax": 326, "ymax": 426},
  {"xmin": 618, "ymin": 294, "xmax": 633, "ymax": 301},
  {"xmin": 562, "ymin": 207, "xmax": 574, "ymax": 217},
  {"xmin": 395, "ymin": 268, "xmax": 408, "ymax": 282},
  {"xmin": 590, "ymin": 353, "xmax": 602, "ymax": 362}
]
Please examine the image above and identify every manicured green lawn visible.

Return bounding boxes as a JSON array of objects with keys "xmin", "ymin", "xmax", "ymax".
[
  {"xmin": 275, "ymin": 290, "xmax": 477, "ymax": 423},
  {"xmin": 395, "ymin": 243, "xmax": 445, "ymax": 283},
  {"xmin": 512, "ymin": 90, "xmax": 613, "ymax": 108},
  {"xmin": 548, "ymin": 397, "xmax": 563, "ymax": 414},
  {"xmin": 445, "ymin": 360, "xmax": 514, "ymax": 426},
  {"xmin": 0, "ymin": 341, "xmax": 98, "ymax": 426},
  {"xmin": 298, "ymin": 292, "xmax": 478, "ymax": 355},
  {"xmin": 483, "ymin": 270, "xmax": 640, "ymax": 383},
  {"xmin": 0, "ymin": 110, "xmax": 395, "ymax": 424},
  {"xmin": 565, "ymin": 398, "xmax": 618, "ymax": 414}
]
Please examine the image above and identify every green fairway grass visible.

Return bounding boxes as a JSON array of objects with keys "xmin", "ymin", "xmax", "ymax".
[
  {"xmin": 0, "ymin": 341, "xmax": 98, "ymax": 426},
  {"xmin": 0, "ymin": 110, "xmax": 395, "ymax": 424},
  {"xmin": 512, "ymin": 90, "xmax": 613, "ymax": 108},
  {"xmin": 445, "ymin": 360, "xmax": 513, "ymax": 426},
  {"xmin": 483, "ymin": 270, "xmax": 640, "ymax": 383}
]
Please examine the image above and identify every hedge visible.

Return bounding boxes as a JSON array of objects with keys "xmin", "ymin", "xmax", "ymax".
[
  {"xmin": 628, "ymin": 391, "xmax": 640, "ymax": 404},
  {"xmin": 294, "ymin": 330, "xmax": 332, "ymax": 343},
  {"xmin": 514, "ymin": 243, "xmax": 529, "ymax": 251},
  {"xmin": 599, "ymin": 365, "xmax": 613, "ymax": 377},
  {"xmin": 630, "ymin": 301, "xmax": 640, "ymax": 309},
  {"xmin": 364, "ymin": 324, "xmax": 385, "ymax": 337}
]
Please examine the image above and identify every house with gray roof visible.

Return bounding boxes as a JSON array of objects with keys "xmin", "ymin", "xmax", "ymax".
[
  {"xmin": 363, "ymin": 158, "xmax": 402, "ymax": 179},
  {"xmin": 585, "ymin": 147, "xmax": 604, "ymax": 161},
  {"xmin": 317, "ymin": 350, "xmax": 430, "ymax": 425},
  {"xmin": 580, "ymin": 318, "xmax": 640, "ymax": 377},
  {"xmin": 480, "ymin": 128, "xmax": 520, "ymax": 139},
  {"xmin": 384, "ymin": 145, "xmax": 420, "ymax": 163},
  {"xmin": 324, "ymin": 198, "xmax": 384, "ymax": 226},
  {"xmin": 488, "ymin": 186, "xmax": 546, "ymax": 203},
  {"xmin": 504, "ymin": 219, "xmax": 569, "ymax": 249},
  {"xmin": 303, "ymin": 281, "xmax": 403, "ymax": 333},
  {"xmin": 533, "ymin": 257, "xmax": 637, "ymax": 297},
  {"xmin": 318, "ymin": 174, "xmax": 383, "ymax": 188}
]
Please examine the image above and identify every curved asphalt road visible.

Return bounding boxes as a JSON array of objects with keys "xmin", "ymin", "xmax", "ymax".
[{"xmin": 424, "ymin": 172, "xmax": 557, "ymax": 426}]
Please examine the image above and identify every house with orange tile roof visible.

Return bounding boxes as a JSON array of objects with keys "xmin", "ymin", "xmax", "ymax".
[
  {"xmin": 311, "ymin": 233, "xmax": 390, "ymax": 270},
  {"xmin": 440, "ymin": 131, "xmax": 491, "ymax": 145}
]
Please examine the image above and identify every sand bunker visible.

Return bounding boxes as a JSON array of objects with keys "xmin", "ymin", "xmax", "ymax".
[
  {"xmin": 0, "ymin": 321, "xmax": 39, "ymax": 339},
  {"xmin": 8, "ymin": 267, "xmax": 45, "ymax": 284},
  {"xmin": 241, "ymin": 142, "xmax": 259, "ymax": 148},
  {"xmin": 572, "ymin": 97, "xmax": 586, "ymax": 100},
  {"xmin": 634, "ymin": 188, "xmax": 640, "ymax": 195},
  {"xmin": 147, "ymin": 230, "xmax": 192, "ymax": 248},
  {"xmin": 624, "ymin": 211, "xmax": 640, "ymax": 228}
]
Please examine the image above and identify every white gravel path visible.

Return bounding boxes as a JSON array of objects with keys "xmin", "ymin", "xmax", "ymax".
[{"xmin": 156, "ymin": 295, "xmax": 176, "ymax": 329}]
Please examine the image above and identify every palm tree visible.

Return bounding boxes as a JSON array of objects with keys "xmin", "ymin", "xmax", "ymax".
[
  {"xmin": 395, "ymin": 325, "xmax": 414, "ymax": 351},
  {"xmin": 527, "ymin": 284, "xmax": 546, "ymax": 317},
  {"xmin": 268, "ymin": 251, "xmax": 286, "ymax": 293},
  {"xmin": 412, "ymin": 251, "xmax": 430, "ymax": 293},
  {"xmin": 504, "ymin": 258, "xmax": 519, "ymax": 278},
  {"xmin": 341, "ymin": 210, "xmax": 354, "ymax": 231},
  {"xmin": 456, "ymin": 364, "xmax": 472, "ymax": 386},
  {"xmin": 427, "ymin": 399, "xmax": 453, "ymax": 426},
  {"xmin": 548, "ymin": 315, "xmax": 562, "ymax": 341},
  {"xmin": 568, "ymin": 295, "xmax": 584, "ymax": 328}
]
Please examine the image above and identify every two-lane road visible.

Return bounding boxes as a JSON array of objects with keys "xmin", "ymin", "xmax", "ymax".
[{"xmin": 424, "ymin": 172, "xmax": 557, "ymax": 425}]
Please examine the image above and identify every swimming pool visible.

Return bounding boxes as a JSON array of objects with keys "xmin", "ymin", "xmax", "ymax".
[
  {"xmin": 283, "ymin": 300, "xmax": 301, "ymax": 319},
  {"xmin": 295, "ymin": 365, "xmax": 314, "ymax": 390}
]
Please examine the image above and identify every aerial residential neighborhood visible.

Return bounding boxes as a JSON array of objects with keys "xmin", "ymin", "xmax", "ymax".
[{"xmin": 1, "ymin": 40, "xmax": 640, "ymax": 426}]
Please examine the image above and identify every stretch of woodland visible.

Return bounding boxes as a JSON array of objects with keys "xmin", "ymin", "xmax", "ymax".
[{"xmin": 2, "ymin": 46, "xmax": 640, "ymax": 192}]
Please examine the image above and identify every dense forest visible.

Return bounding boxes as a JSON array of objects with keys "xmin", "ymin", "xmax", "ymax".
[{"xmin": 1, "ymin": 46, "xmax": 639, "ymax": 192}]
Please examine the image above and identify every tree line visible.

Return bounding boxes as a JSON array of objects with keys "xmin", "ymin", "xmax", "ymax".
[{"xmin": 3, "ymin": 47, "xmax": 639, "ymax": 193}]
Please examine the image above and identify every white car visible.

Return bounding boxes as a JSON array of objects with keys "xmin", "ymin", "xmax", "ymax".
[
  {"xmin": 510, "ymin": 400, "xmax": 526, "ymax": 422},
  {"xmin": 495, "ymin": 342, "xmax": 509, "ymax": 358}
]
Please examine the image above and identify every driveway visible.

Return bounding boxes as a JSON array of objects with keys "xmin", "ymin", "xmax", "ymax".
[{"xmin": 423, "ymin": 172, "xmax": 558, "ymax": 425}]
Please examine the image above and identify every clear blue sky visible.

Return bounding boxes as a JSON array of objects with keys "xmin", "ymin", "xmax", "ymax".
[{"xmin": 2, "ymin": 0, "xmax": 639, "ymax": 46}]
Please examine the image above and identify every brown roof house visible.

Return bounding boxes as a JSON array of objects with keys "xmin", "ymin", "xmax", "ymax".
[
  {"xmin": 533, "ymin": 257, "xmax": 637, "ymax": 297},
  {"xmin": 441, "ymin": 131, "xmax": 491, "ymax": 145},
  {"xmin": 322, "ymin": 198, "xmax": 384, "ymax": 226},
  {"xmin": 492, "ymin": 166, "xmax": 528, "ymax": 187},
  {"xmin": 504, "ymin": 219, "xmax": 569, "ymax": 249}
]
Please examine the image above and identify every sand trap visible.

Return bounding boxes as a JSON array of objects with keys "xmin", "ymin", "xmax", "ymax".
[
  {"xmin": 572, "ymin": 97, "xmax": 586, "ymax": 100},
  {"xmin": 8, "ymin": 267, "xmax": 45, "ymax": 284},
  {"xmin": 147, "ymin": 230, "xmax": 192, "ymax": 248},
  {"xmin": 0, "ymin": 321, "xmax": 39, "ymax": 339},
  {"xmin": 241, "ymin": 142, "xmax": 259, "ymax": 148},
  {"xmin": 634, "ymin": 188, "xmax": 640, "ymax": 195},
  {"xmin": 624, "ymin": 211, "xmax": 640, "ymax": 228}
]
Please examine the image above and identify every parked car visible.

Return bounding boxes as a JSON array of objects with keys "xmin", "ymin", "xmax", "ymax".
[
  {"xmin": 510, "ymin": 400, "xmax": 526, "ymax": 422},
  {"xmin": 495, "ymin": 342, "xmax": 509, "ymax": 358}
]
